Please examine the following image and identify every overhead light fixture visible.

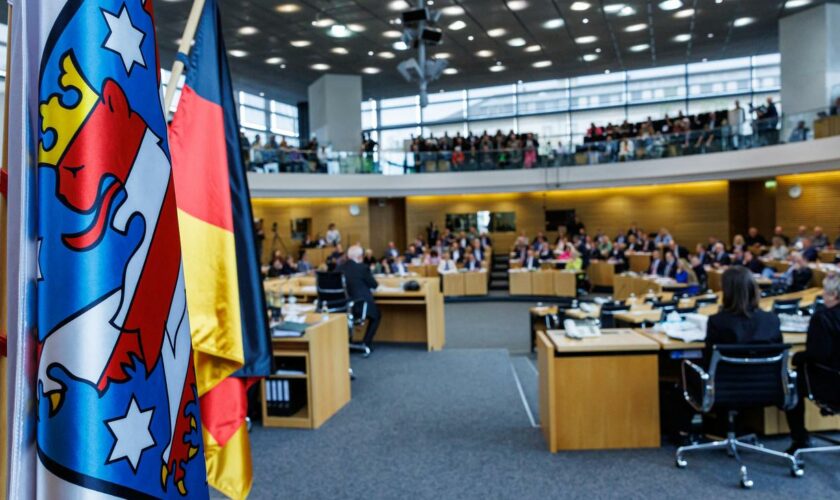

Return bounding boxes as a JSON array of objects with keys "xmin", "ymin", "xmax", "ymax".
[
  {"xmin": 618, "ymin": 5, "xmax": 636, "ymax": 16},
  {"xmin": 331, "ymin": 47, "xmax": 349, "ymax": 54},
  {"xmin": 525, "ymin": 44, "xmax": 541, "ymax": 52},
  {"xmin": 658, "ymin": 0, "xmax": 683, "ymax": 10},
  {"xmin": 582, "ymin": 53, "xmax": 598, "ymax": 61},
  {"xmin": 603, "ymin": 3, "xmax": 626, "ymax": 13},
  {"xmin": 785, "ymin": 0, "xmax": 811, "ymax": 7},
  {"xmin": 575, "ymin": 35, "xmax": 598, "ymax": 44},
  {"xmin": 624, "ymin": 23, "xmax": 647, "ymax": 32},
  {"xmin": 443, "ymin": 67, "xmax": 458, "ymax": 75},
  {"xmin": 280, "ymin": 64, "xmax": 286, "ymax": 69},
  {"xmin": 487, "ymin": 28, "xmax": 507, "ymax": 37},
  {"xmin": 507, "ymin": 0, "xmax": 529, "ymax": 10},
  {"xmin": 595, "ymin": 47, "xmax": 602, "ymax": 53},
  {"xmin": 707, "ymin": 32, "xmax": 714, "ymax": 38},
  {"xmin": 507, "ymin": 37, "xmax": 526, "ymax": 47},
  {"xmin": 441, "ymin": 6, "xmax": 465, "ymax": 15},
  {"xmin": 489, "ymin": 65, "xmax": 506, "ymax": 72},
  {"xmin": 362, "ymin": 67, "xmax": 381, "ymax": 74},
  {"xmin": 347, "ymin": 23, "xmax": 366, "ymax": 32},
  {"xmin": 312, "ymin": 18, "xmax": 335, "ymax": 27},
  {"xmin": 378, "ymin": 51, "xmax": 396, "ymax": 59},
  {"xmin": 265, "ymin": 56, "xmax": 285, "ymax": 64},
  {"xmin": 629, "ymin": 43, "xmax": 649, "ymax": 52},
  {"xmin": 388, "ymin": 0, "xmax": 410, "ymax": 10},
  {"xmin": 582, "ymin": 18, "xmax": 589, "ymax": 24},
  {"xmin": 393, "ymin": 41, "xmax": 409, "ymax": 50},
  {"xmin": 448, "ymin": 20, "xmax": 467, "ymax": 30},
  {"xmin": 228, "ymin": 49, "xmax": 248, "ymax": 58},
  {"xmin": 328, "ymin": 25, "xmax": 353, "ymax": 38},
  {"xmin": 733, "ymin": 17, "xmax": 755, "ymax": 27},
  {"xmin": 238, "ymin": 26, "xmax": 259, "ymax": 36},
  {"xmin": 542, "ymin": 18, "xmax": 564, "ymax": 29},
  {"xmin": 435, "ymin": 52, "xmax": 451, "ymax": 59},
  {"xmin": 290, "ymin": 40, "xmax": 311, "ymax": 47},
  {"xmin": 311, "ymin": 63, "xmax": 330, "ymax": 71},
  {"xmin": 532, "ymin": 60, "xmax": 552, "ymax": 68},
  {"xmin": 275, "ymin": 3, "xmax": 301, "ymax": 13},
  {"xmin": 672, "ymin": 33, "xmax": 691, "ymax": 42},
  {"xmin": 674, "ymin": 8, "xmax": 695, "ymax": 18},
  {"xmin": 475, "ymin": 49, "xmax": 494, "ymax": 57},
  {"xmin": 368, "ymin": 50, "xmax": 374, "ymax": 56},
  {"xmin": 468, "ymin": 35, "xmax": 475, "ymax": 41},
  {"xmin": 383, "ymin": 30, "xmax": 402, "ymax": 38},
  {"xmin": 570, "ymin": 1, "xmax": 591, "ymax": 11}
]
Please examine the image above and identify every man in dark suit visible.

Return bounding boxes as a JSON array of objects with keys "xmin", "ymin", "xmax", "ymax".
[
  {"xmin": 785, "ymin": 274, "xmax": 840, "ymax": 452},
  {"xmin": 648, "ymin": 249, "xmax": 665, "ymax": 276},
  {"xmin": 661, "ymin": 251, "xmax": 677, "ymax": 278},
  {"xmin": 522, "ymin": 249, "xmax": 539, "ymax": 270},
  {"xmin": 338, "ymin": 245, "xmax": 380, "ymax": 356},
  {"xmin": 711, "ymin": 242, "xmax": 731, "ymax": 267}
]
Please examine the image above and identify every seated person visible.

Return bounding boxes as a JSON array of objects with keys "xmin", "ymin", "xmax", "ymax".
[
  {"xmin": 470, "ymin": 239, "xmax": 485, "ymax": 262},
  {"xmin": 800, "ymin": 238, "xmax": 819, "ymax": 262},
  {"xmin": 785, "ymin": 274, "xmax": 840, "ymax": 453},
  {"xmin": 384, "ymin": 241, "xmax": 400, "ymax": 259},
  {"xmin": 327, "ymin": 243, "xmax": 344, "ymax": 269},
  {"xmin": 297, "ymin": 251, "xmax": 313, "ymax": 273},
  {"xmin": 437, "ymin": 251, "xmax": 457, "ymax": 274},
  {"xmin": 740, "ymin": 250, "xmax": 766, "ymax": 275},
  {"xmin": 695, "ymin": 243, "xmax": 712, "ymax": 266},
  {"xmin": 424, "ymin": 249, "xmax": 440, "ymax": 266},
  {"xmin": 772, "ymin": 253, "xmax": 813, "ymax": 292},
  {"xmin": 266, "ymin": 255, "xmax": 289, "ymax": 278},
  {"xmin": 676, "ymin": 258, "xmax": 700, "ymax": 294},
  {"xmin": 711, "ymin": 242, "xmax": 731, "ymax": 267},
  {"xmin": 661, "ymin": 251, "xmax": 678, "ymax": 278},
  {"xmin": 608, "ymin": 242, "xmax": 627, "ymax": 273},
  {"xmin": 648, "ymin": 249, "xmax": 665, "ymax": 276},
  {"xmin": 566, "ymin": 249, "xmax": 584, "ymax": 272},
  {"xmin": 745, "ymin": 226, "xmax": 768, "ymax": 247},
  {"xmin": 404, "ymin": 244, "xmax": 419, "ymax": 261},
  {"xmin": 337, "ymin": 245, "xmax": 380, "ymax": 355},
  {"xmin": 522, "ymin": 249, "xmax": 540, "ymax": 270},
  {"xmin": 767, "ymin": 236, "xmax": 789, "ymax": 261},
  {"xmin": 706, "ymin": 266, "xmax": 782, "ymax": 360},
  {"xmin": 373, "ymin": 258, "xmax": 391, "ymax": 275},
  {"xmin": 391, "ymin": 255, "xmax": 409, "ymax": 276},
  {"xmin": 463, "ymin": 253, "xmax": 482, "ymax": 271},
  {"xmin": 690, "ymin": 255, "xmax": 708, "ymax": 291}
]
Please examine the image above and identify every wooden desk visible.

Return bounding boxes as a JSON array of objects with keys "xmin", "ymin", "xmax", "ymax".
[
  {"xmin": 532, "ymin": 271, "xmax": 555, "ymax": 295},
  {"xmin": 538, "ymin": 329, "xmax": 661, "ymax": 452},
  {"xmin": 509, "ymin": 269, "xmax": 576, "ymax": 297},
  {"xmin": 819, "ymin": 250, "xmax": 839, "ymax": 263},
  {"xmin": 508, "ymin": 270, "xmax": 533, "ymax": 295},
  {"xmin": 627, "ymin": 253, "xmax": 652, "ymax": 273},
  {"xmin": 759, "ymin": 287, "xmax": 822, "ymax": 312},
  {"xmin": 265, "ymin": 276, "xmax": 445, "ymax": 351},
  {"xmin": 442, "ymin": 272, "xmax": 465, "ymax": 296},
  {"xmin": 613, "ymin": 273, "xmax": 687, "ymax": 300},
  {"xmin": 554, "ymin": 270, "xmax": 577, "ymax": 297},
  {"xmin": 588, "ymin": 261, "xmax": 616, "ymax": 288},
  {"xmin": 463, "ymin": 271, "xmax": 489, "ymax": 295},
  {"xmin": 408, "ymin": 264, "xmax": 440, "ymax": 278},
  {"xmin": 261, "ymin": 314, "xmax": 351, "ymax": 429},
  {"xmin": 614, "ymin": 310, "xmax": 663, "ymax": 326}
]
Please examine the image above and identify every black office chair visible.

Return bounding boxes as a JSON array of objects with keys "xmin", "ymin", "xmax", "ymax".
[
  {"xmin": 315, "ymin": 271, "xmax": 370, "ymax": 356},
  {"xmin": 793, "ymin": 361, "xmax": 840, "ymax": 467},
  {"xmin": 652, "ymin": 299, "xmax": 679, "ymax": 314},
  {"xmin": 675, "ymin": 306, "xmax": 698, "ymax": 319},
  {"xmin": 807, "ymin": 295, "xmax": 825, "ymax": 315},
  {"xmin": 543, "ymin": 298, "xmax": 579, "ymax": 330},
  {"xmin": 694, "ymin": 295, "xmax": 719, "ymax": 307},
  {"xmin": 676, "ymin": 344, "xmax": 800, "ymax": 488},
  {"xmin": 598, "ymin": 302, "xmax": 629, "ymax": 329},
  {"xmin": 772, "ymin": 298, "xmax": 802, "ymax": 316}
]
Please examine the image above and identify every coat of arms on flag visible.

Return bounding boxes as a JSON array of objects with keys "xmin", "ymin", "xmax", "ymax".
[{"xmin": 32, "ymin": 0, "xmax": 208, "ymax": 497}]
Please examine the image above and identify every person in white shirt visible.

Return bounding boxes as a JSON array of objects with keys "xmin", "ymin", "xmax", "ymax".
[
  {"xmin": 728, "ymin": 99, "xmax": 746, "ymax": 149},
  {"xmin": 437, "ymin": 251, "xmax": 457, "ymax": 274},
  {"xmin": 325, "ymin": 223, "xmax": 341, "ymax": 247},
  {"xmin": 391, "ymin": 255, "xmax": 409, "ymax": 276},
  {"xmin": 767, "ymin": 236, "xmax": 789, "ymax": 261}
]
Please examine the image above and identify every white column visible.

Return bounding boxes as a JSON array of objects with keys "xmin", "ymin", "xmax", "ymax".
[{"xmin": 307, "ymin": 74, "xmax": 362, "ymax": 152}]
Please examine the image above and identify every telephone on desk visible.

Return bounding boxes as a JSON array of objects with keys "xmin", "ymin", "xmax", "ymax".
[{"xmin": 564, "ymin": 319, "xmax": 602, "ymax": 339}]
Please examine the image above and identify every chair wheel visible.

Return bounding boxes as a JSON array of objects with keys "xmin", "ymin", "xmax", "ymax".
[
  {"xmin": 676, "ymin": 457, "xmax": 687, "ymax": 468},
  {"xmin": 740, "ymin": 466, "xmax": 753, "ymax": 489},
  {"xmin": 792, "ymin": 466, "xmax": 804, "ymax": 478}
]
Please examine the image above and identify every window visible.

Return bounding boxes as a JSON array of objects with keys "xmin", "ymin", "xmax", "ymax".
[
  {"xmin": 627, "ymin": 66, "xmax": 686, "ymax": 104},
  {"xmin": 571, "ymin": 72, "xmax": 626, "ymax": 109},
  {"xmin": 468, "ymin": 84, "xmax": 516, "ymax": 119},
  {"xmin": 361, "ymin": 100, "xmax": 378, "ymax": 130},
  {"xmin": 380, "ymin": 106, "xmax": 418, "ymax": 127}
]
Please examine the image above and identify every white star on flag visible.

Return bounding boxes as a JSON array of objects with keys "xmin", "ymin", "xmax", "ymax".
[
  {"xmin": 103, "ymin": 5, "xmax": 146, "ymax": 75},
  {"xmin": 106, "ymin": 397, "xmax": 155, "ymax": 471}
]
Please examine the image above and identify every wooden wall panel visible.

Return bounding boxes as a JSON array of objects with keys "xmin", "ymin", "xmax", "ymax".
[
  {"xmin": 252, "ymin": 197, "xmax": 370, "ymax": 263},
  {"xmin": 776, "ymin": 171, "xmax": 840, "ymax": 237}
]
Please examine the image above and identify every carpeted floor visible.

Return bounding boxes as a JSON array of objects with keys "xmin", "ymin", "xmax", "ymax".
[{"xmin": 246, "ymin": 300, "xmax": 840, "ymax": 499}]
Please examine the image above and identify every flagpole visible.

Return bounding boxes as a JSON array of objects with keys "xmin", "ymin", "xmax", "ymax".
[
  {"xmin": 164, "ymin": 0, "xmax": 207, "ymax": 114},
  {"xmin": 0, "ymin": 4, "xmax": 13, "ymax": 497}
]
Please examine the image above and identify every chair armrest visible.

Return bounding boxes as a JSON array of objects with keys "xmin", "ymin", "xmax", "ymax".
[
  {"xmin": 782, "ymin": 369, "xmax": 798, "ymax": 411},
  {"xmin": 681, "ymin": 360, "xmax": 713, "ymax": 412}
]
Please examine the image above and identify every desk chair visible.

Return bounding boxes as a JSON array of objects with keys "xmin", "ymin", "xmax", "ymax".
[
  {"xmin": 315, "ymin": 271, "xmax": 370, "ymax": 357},
  {"xmin": 676, "ymin": 344, "xmax": 800, "ymax": 488},
  {"xmin": 544, "ymin": 298, "xmax": 579, "ymax": 330},
  {"xmin": 598, "ymin": 302, "xmax": 629, "ymax": 329},
  {"xmin": 652, "ymin": 299, "xmax": 679, "ymax": 314},
  {"xmin": 807, "ymin": 295, "xmax": 825, "ymax": 315},
  {"xmin": 694, "ymin": 296, "xmax": 719, "ymax": 307},
  {"xmin": 675, "ymin": 306, "xmax": 698, "ymax": 318},
  {"xmin": 772, "ymin": 298, "xmax": 802, "ymax": 316},
  {"xmin": 793, "ymin": 361, "xmax": 840, "ymax": 468}
]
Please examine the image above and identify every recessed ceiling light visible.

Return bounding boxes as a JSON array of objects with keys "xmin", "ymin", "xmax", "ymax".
[
  {"xmin": 362, "ymin": 67, "xmax": 381, "ymax": 74},
  {"xmin": 275, "ymin": 3, "xmax": 301, "ymax": 13},
  {"xmin": 441, "ymin": 6, "xmax": 465, "ymax": 15},
  {"xmin": 702, "ymin": 57, "xmax": 708, "ymax": 62},
  {"xmin": 570, "ymin": 1, "xmax": 591, "ymax": 11},
  {"xmin": 312, "ymin": 18, "xmax": 335, "ymax": 28},
  {"xmin": 228, "ymin": 49, "xmax": 248, "ymax": 58},
  {"xmin": 673, "ymin": 33, "xmax": 691, "ymax": 42},
  {"xmin": 347, "ymin": 23, "xmax": 366, "ymax": 32},
  {"xmin": 507, "ymin": 0, "xmax": 529, "ymax": 10},
  {"xmin": 388, "ymin": 0, "xmax": 410, "ymax": 10},
  {"xmin": 595, "ymin": 47, "xmax": 602, "ymax": 53},
  {"xmin": 368, "ymin": 50, "xmax": 374, "ymax": 56},
  {"xmin": 489, "ymin": 65, "xmax": 507, "ymax": 72},
  {"xmin": 331, "ymin": 47, "xmax": 349, "ymax": 55},
  {"xmin": 603, "ymin": 3, "xmax": 626, "ymax": 13},
  {"xmin": 707, "ymin": 32, "xmax": 714, "ymax": 38},
  {"xmin": 448, "ymin": 20, "xmax": 467, "ymax": 30},
  {"xmin": 311, "ymin": 63, "xmax": 330, "ymax": 71},
  {"xmin": 507, "ymin": 37, "xmax": 526, "ymax": 47},
  {"xmin": 674, "ymin": 8, "xmax": 694, "ymax": 18},
  {"xmin": 658, "ymin": 0, "xmax": 683, "ymax": 10},
  {"xmin": 383, "ymin": 30, "xmax": 402, "ymax": 38},
  {"xmin": 629, "ymin": 43, "xmax": 649, "ymax": 52},
  {"xmin": 582, "ymin": 53, "xmax": 599, "ymax": 62},
  {"xmin": 542, "ymin": 18, "xmax": 565, "ymax": 29},
  {"xmin": 733, "ymin": 17, "xmax": 755, "ymax": 27},
  {"xmin": 328, "ymin": 25, "xmax": 353, "ymax": 38},
  {"xmin": 624, "ymin": 23, "xmax": 647, "ymax": 32},
  {"xmin": 265, "ymin": 56, "xmax": 285, "ymax": 64},
  {"xmin": 476, "ymin": 49, "xmax": 494, "ymax": 57},
  {"xmin": 393, "ymin": 41, "xmax": 409, "ymax": 50},
  {"xmin": 487, "ymin": 28, "xmax": 507, "ymax": 37},
  {"xmin": 605, "ymin": 69, "xmax": 611, "ymax": 74},
  {"xmin": 582, "ymin": 18, "xmax": 589, "ymax": 24},
  {"xmin": 575, "ymin": 35, "xmax": 598, "ymax": 44},
  {"xmin": 532, "ymin": 60, "xmax": 552, "ymax": 68},
  {"xmin": 290, "ymin": 40, "xmax": 311, "ymax": 47},
  {"xmin": 280, "ymin": 64, "xmax": 286, "ymax": 69},
  {"xmin": 238, "ymin": 26, "xmax": 259, "ymax": 36},
  {"xmin": 443, "ymin": 68, "xmax": 458, "ymax": 75},
  {"xmin": 435, "ymin": 52, "xmax": 451, "ymax": 59},
  {"xmin": 618, "ymin": 5, "xmax": 636, "ymax": 16},
  {"xmin": 525, "ymin": 44, "xmax": 541, "ymax": 52},
  {"xmin": 467, "ymin": 35, "xmax": 475, "ymax": 41},
  {"xmin": 378, "ymin": 51, "xmax": 396, "ymax": 59},
  {"xmin": 785, "ymin": 0, "xmax": 812, "ymax": 7}
]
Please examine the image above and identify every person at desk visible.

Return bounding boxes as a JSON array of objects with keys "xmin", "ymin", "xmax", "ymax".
[
  {"xmin": 662, "ymin": 251, "xmax": 678, "ymax": 278},
  {"xmin": 695, "ymin": 243, "xmax": 712, "ymax": 266},
  {"xmin": 470, "ymin": 239, "xmax": 485, "ymax": 263},
  {"xmin": 705, "ymin": 266, "xmax": 782, "ymax": 359},
  {"xmin": 522, "ymin": 249, "xmax": 540, "ymax": 270},
  {"xmin": 338, "ymin": 245, "xmax": 380, "ymax": 356},
  {"xmin": 463, "ymin": 253, "xmax": 482, "ymax": 271},
  {"xmin": 800, "ymin": 238, "xmax": 819, "ymax": 263},
  {"xmin": 785, "ymin": 274, "xmax": 840, "ymax": 453},
  {"xmin": 767, "ymin": 236, "xmax": 790, "ymax": 261},
  {"xmin": 385, "ymin": 241, "xmax": 400, "ymax": 260},
  {"xmin": 297, "ymin": 252, "xmax": 313, "ymax": 273},
  {"xmin": 391, "ymin": 255, "xmax": 410, "ymax": 276},
  {"xmin": 437, "ymin": 251, "xmax": 457, "ymax": 274},
  {"xmin": 325, "ymin": 223, "xmax": 341, "ymax": 247},
  {"xmin": 711, "ymin": 242, "xmax": 732, "ymax": 267},
  {"xmin": 648, "ymin": 249, "xmax": 665, "ymax": 276},
  {"xmin": 745, "ymin": 227, "xmax": 768, "ymax": 248},
  {"xmin": 690, "ymin": 255, "xmax": 708, "ymax": 290},
  {"xmin": 773, "ymin": 253, "xmax": 813, "ymax": 292}
]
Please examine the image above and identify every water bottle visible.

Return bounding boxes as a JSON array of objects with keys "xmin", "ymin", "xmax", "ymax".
[{"xmin": 321, "ymin": 302, "xmax": 330, "ymax": 322}]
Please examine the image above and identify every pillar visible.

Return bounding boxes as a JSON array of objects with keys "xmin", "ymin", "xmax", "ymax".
[{"xmin": 307, "ymin": 74, "xmax": 362, "ymax": 152}]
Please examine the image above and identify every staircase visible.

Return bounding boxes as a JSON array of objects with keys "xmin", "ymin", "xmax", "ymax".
[{"xmin": 490, "ymin": 254, "xmax": 510, "ymax": 291}]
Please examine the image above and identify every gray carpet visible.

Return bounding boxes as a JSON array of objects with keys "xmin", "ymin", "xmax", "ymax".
[
  {"xmin": 249, "ymin": 344, "xmax": 840, "ymax": 499},
  {"xmin": 444, "ymin": 301, "xmax": 536, "ymax": 353}
]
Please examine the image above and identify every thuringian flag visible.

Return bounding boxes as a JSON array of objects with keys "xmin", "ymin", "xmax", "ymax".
[
  {"xmin": 169, "ymin": 0, "xmax": 273, "ymax": 498},
  {"xmin": 5, "ymin": 0, "xmax": 209, "ymax": 498}
]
